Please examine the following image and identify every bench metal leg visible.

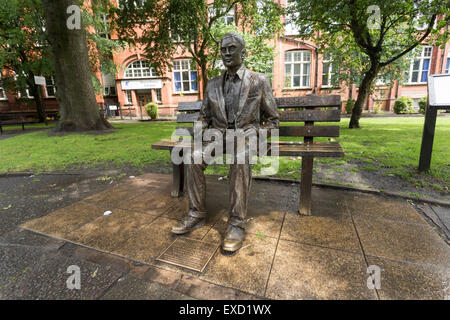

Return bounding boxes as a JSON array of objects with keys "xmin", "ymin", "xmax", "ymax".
[
  {"xmin": 171, "ymin": 163, "xmax": 184, "ymax": 198},
  {"xmin": 299, "ymin": 157, "xmax": 313, "ymax": 215}
]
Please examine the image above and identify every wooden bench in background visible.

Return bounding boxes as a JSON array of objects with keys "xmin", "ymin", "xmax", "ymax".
[
  {"xmin": 152, "ymin": 95, "xmax": 345, "ymax": 215},
  {"xmin": 0, "ymin": 110, "xmax": 59, "ymax": 134}
]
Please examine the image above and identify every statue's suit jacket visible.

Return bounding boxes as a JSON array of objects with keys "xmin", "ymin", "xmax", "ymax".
[{"xmin": 198, "ymin": 67, "xmax": 279, "ymax": 132}]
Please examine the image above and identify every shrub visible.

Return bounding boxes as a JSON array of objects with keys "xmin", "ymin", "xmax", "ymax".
[
  {"xmin": 393, "ymin": 97, "xmax": 414, "ymax": 114},
  {"xmin": 345, "ymin": 99, "xmax": 355, "ymax": 114},
  {"xmin": 373, "ymin": 102, "xmax": 383, "ymax": 114},
  {"xmin": 418, "ymin": 97, "xmax": 427, "ymax": 115},
  {"xmin": 144, "ymin": 102, "xmax": 158, "ymax": 119}
]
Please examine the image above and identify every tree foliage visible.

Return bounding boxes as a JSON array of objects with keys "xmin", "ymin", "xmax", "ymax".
[
  {"xmin": 289, "ymin": 0, "xmax": 449, "ymax": 128},
  {"xmin": 0, "ymin": 0, "xmax": 52, "ymax": 121},
  {"xmin": 0, "ymin": 0, "xmax": 123, "ymax": 119},
  {"xmin": 111, "ymin": 0, "xmax": 283, "ymax": 95}
]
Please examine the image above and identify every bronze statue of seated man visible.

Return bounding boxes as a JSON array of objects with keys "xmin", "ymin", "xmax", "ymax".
[{"xmin": 171, "ymin": 33, "xmax": 279, "ymax": 253}]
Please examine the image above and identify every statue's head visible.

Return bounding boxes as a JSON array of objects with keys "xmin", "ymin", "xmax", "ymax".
[{"xmin": 220, "ymin": 33, "xmax": 246, "ymax": 70}]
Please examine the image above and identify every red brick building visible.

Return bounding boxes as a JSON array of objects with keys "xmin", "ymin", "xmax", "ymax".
[{"xmin": 1, "ymin": 0, "xmax": 449, "ymax": 116}]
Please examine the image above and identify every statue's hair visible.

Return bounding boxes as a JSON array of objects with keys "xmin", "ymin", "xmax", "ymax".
[{"xmin": 221, "ymin": 33, "xmax": 246, "ymax": 48}]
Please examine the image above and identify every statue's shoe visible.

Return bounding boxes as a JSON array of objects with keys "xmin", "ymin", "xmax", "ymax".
[
  {"xmin": 171, "ymin": 214, "xmax": 205, "ymax": 235},
  {"xmin": 222, "ymin": 224, "xmax": 246, "ymax": 252}
]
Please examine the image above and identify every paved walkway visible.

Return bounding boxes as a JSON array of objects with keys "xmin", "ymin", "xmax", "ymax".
[{"xmin": 2, "ymin": 173, "xmax": 448, "ymax": 300}]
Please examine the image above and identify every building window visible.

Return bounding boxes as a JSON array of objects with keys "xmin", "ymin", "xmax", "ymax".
[
  {"xmin": 322, "ymin": 53, "xmax": 336, "ymax": 88},
  {"xmin": 110, "ymin": 86, "xmax": 116, "ymax": 96},
  {"xmin": 284, "ymin": 0, "xmax": 299, "ymax": 36},
  {"xmin": 0, "ymin": 73, "xmax": 7, "ymax": 100},
  {"xmin": 98, "ymin": 14, "xmax": 111, "ymax": 39},
  {"xmin": 173, "ymin": 59, "xmax": 198, "ymax": 93},
  {"xmin": 407, "ymin": 46, "xmax": 432, "ymax": 84},
  {"xmin": 125, "ymin": 60, "xmax": 158, "ymax": 78},
  {"xmin": 45, "ymin": 76, "xmax": 56, "ymax": 97},
  {"xmin": 284, "ymin": 50, "xmax": 311, "ymax": 88},
  {"xmin": 155, "ymin": 88, "xmax": 162, "ymax": 103},
  {"xmin": 15, "ymin": 73, "xmax": 34, "ymax": 99},
  {"xmin": 125, "ymin": 91, "xmax": 133, "ymax": 104},
  {"xmin": 445, "ymin": 52, "xmax": 450, "ymax": 74},
  {"xmin": 209, "ymin": 5, "xmax": 235, "ymax": 25}
]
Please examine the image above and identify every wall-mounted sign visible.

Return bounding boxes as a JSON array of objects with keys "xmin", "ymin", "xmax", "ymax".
[
  {"xmin": 428, "ymin": 74, "xmax": 450, "ymax": 107},
  {"xmin": 34, "ymin": 76, "xmax": 46, "ymax": 86},
  {"xmin": 109, "ymin": 105, "xmax": 117, "ymax": 111},
  {"xmin": 121, "ymin": 79, "xmax": 162, "ymax": 90}
]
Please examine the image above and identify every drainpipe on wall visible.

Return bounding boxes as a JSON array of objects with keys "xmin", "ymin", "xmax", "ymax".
[{"xmin": 313, "ymin": 47, "xmax": 319, "ymax": 94}]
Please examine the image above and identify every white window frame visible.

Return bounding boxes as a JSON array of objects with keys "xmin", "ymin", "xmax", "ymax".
[
  {"xmin": 445, "ymin": 51, "xmax": 450, "ymax": 74},
  {"xmin": 98, "ymin": 14, "xmax": 111, "ymax": 39},
  {"xmin": 14, "ymin": 73, "xmax": 34, "ymax": 99},
  {"xmin": 407, "ymin": 46, "xmax": 432, "ymax": 84},
  {"xmin": 208, "ymin": 5, "xmax": 235, "ymax": 25},
  {"xmin": 44, "ymin": 76, "xmax": 56, "ymax": 98},
  {"xmin": 284, "ymin": 0, "xmax": 299, "ymax": 36},
  {"xmin": 125, "ymin": 90, "xmax": 133, "ymax": 104},
  {"xmin": 284, "ymin": 50, "xmax": 311, "ymax": 89},
  {"xmin": 321, "ymin": 54, "xmax": 335, "ymax": 88},
  {"xmin": 0, "ymin": 73, "xmax": 7, "ymax": 100},
  {"xmin": 124, "ymin": 60, "xmax": 158, "ymax": 79},
  {"xmin": 155, "ymin": 88, "xmax": 162, "ymax": 103},
  {"xmin": 173, "ymin": 59, "xmax": 198, "ymax": 94}
]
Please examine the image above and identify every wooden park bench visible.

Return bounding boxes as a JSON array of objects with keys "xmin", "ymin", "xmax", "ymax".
[
  {"xmin": 152, "ymin": 95, "xmax": 344, "ymax": 215},
  {"xmin": 0, "ymin": 110, "xmax": 58, "ymax": 134}
]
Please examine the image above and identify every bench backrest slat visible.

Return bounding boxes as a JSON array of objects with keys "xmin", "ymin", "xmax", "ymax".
[
  {"xmin": 275, "ymin": 95, "xmax": 341, "ymax": 109},
  {"xmin": 177, "ymin": 113, "xmax": 199, "ymax": 123},
  {"xmin": 177, "ymin": 101, "xmax": 202, "ymax": 112},
  {"xmin": 279, "ymin": 109, "xmax": 340, "ymax": 122},
  {"xmin": 279, "ymin": 125, "xmax": 339, "ymax": 138}
]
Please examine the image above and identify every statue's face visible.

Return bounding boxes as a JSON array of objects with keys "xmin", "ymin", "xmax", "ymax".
[{"xmin": 220, "ymin": 36, "xmax": 245, "ymax": 70}]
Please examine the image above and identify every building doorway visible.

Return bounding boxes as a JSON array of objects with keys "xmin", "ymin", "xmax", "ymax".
[{"xmin": 137, "ymin": 93, "xmax": 152, "ymax": 119}]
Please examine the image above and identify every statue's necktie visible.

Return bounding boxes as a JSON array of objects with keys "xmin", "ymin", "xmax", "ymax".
[{"xmin": 225, "ymin": 75, "xmax": 238, "ymax": 125}]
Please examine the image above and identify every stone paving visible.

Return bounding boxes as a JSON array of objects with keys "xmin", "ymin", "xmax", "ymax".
[{"xmin": 11, "ymin": 173, "xmax": 450, "ymax": 300}]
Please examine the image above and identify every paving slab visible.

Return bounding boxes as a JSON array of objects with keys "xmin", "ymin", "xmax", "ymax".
[
  {"xmin": 100, "ymin": 274, "xmax": 195, "ymax": 300},
  {"xmin": 198, "ymin": 234, "xmax": 278, "ymax": 297},
  {"xmin": 345, "ymin": 193, "xmax": 427, "ymax": 225},
  {"xmin": 0, "ymin": 252, "xmax": 122, "ymax": 300},
  {"xmin": 431, "ymin": 205, "xmax": 450, "ymax": 237},
  {"xmin": 416, "ymin": 203, "xmax": 450, "ymax": 240},
  {"xmin": 265, "ymin": 240, "xmax": 377, "ymax": 300},
  {"xmin": 21, "ymin": 201, "xmax": 107, "ymax": 238},
  {"xmin": 352, "ymin": 215, "xmax": 450, "ymax": 267},
  {"xmin": 281, "ymin": 205, "xmax": 361, "ymax": 253},
  {"xmin": 65, "ymin": 208, "xmax": 158, "ymax": 253},
  {"xmin": 366, "ymin": 256, "xmax": 450, "ymax": 300}
]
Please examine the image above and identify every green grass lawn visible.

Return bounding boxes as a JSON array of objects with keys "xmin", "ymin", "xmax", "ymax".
[{"xmin": 0, "ymin": 117, "xmax": 448, "ymax": 193}]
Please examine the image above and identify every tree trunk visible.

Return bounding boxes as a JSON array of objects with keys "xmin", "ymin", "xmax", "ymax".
[
  {"xmin": 349, "ymin": 63, "xmax": 379, "ymax": 129},
  {"xmin": 199, "ymin": 62, "xmax": 208, "ymax": 100},
  {"xmin": 42, "ymin": 0, "xmax": 112, "ymax": 132}
]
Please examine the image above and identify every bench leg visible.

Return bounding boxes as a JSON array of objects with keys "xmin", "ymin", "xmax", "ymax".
[
  {"xmin": 171, "ymin": 163, "xmax": 184, "ymax": 197},
  {"xmin": 299, "ymin": 157, "xmax": 313, "ymax": 215}
]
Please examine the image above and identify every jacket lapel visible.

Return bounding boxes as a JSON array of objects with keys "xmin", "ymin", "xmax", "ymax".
[
  {"xmin": 215, "ymin": 72, "xmax": 227, "ymax": 121},
  {"xmin": 236, "ymin": 68, "xmax": 251, "ymax": 119}
]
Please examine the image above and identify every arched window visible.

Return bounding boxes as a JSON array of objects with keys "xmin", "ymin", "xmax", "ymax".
[{"xmin": 124, "ymin": 60, "xmax": 158, "ymax": 78}]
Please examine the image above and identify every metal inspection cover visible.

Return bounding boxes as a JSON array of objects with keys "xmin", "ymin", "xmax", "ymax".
[{"xmin": 156, "ymin": 237, "xmax": 219, "ymax": 273}]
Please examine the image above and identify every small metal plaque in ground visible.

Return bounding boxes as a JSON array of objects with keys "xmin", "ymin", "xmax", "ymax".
[{"xmin": 156, "ymin": 237, "xmax": 219, "ymax": 272}]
